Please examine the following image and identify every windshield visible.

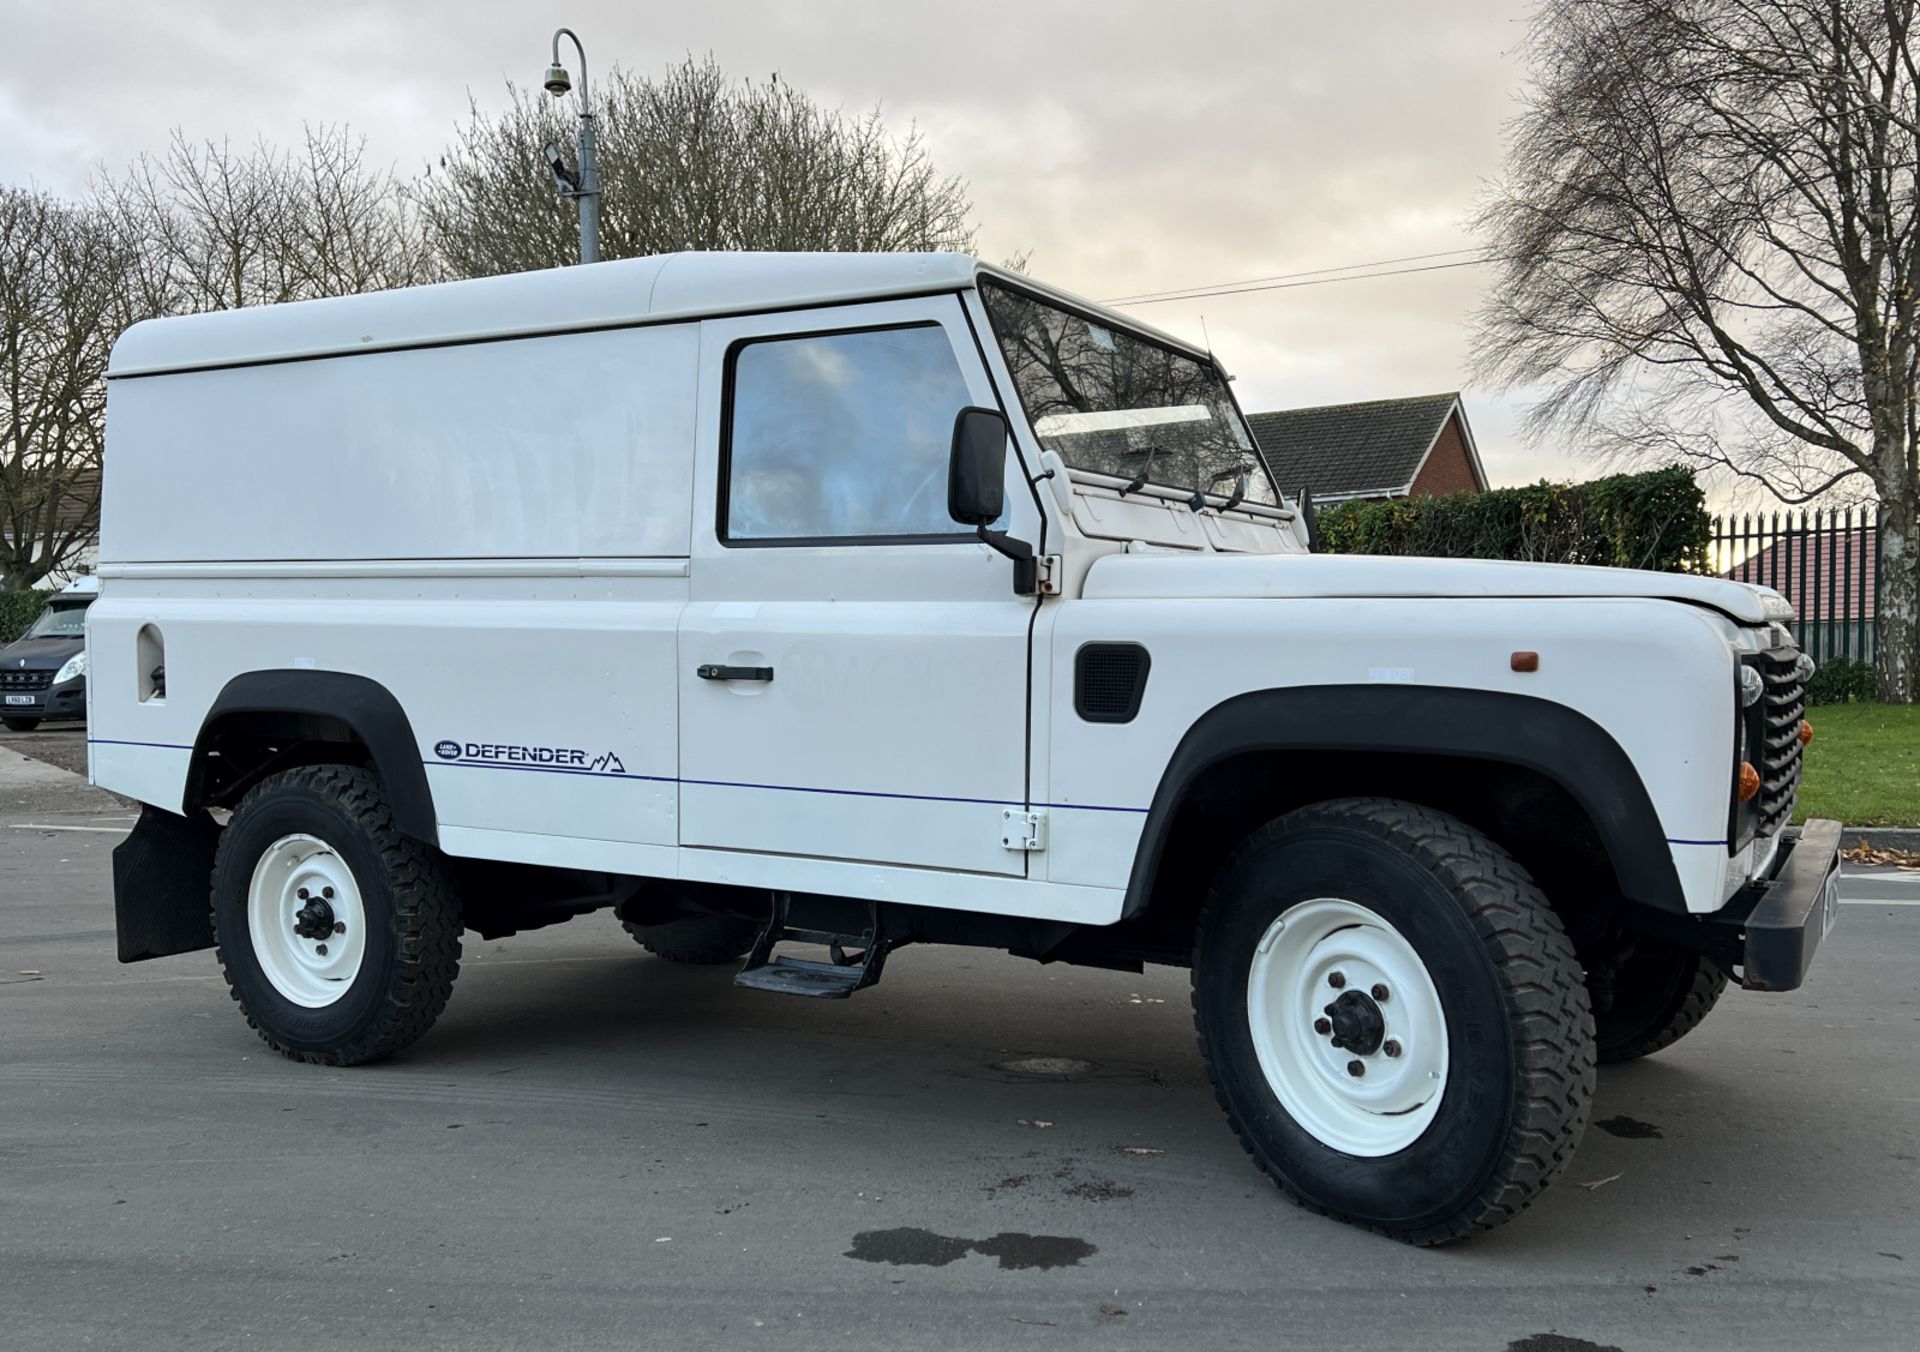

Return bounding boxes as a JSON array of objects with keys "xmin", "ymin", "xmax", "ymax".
[
  {"xmin": 22, "ymin": 603, "xmax": 88, "ymax": 641},
  {"xmin": 978, "ymin": 277, "xmax": 1279, "ymax": 508}
]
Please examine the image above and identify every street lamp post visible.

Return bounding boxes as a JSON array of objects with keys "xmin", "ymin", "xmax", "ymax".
[{"xmin": 542, "ymin": 27, "xmax": 599, "ymax": 265}]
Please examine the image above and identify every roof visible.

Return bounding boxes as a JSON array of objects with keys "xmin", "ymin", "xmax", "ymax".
[
  {"xmin": 0, "ymin": 469, "xmax": 99, "ymax": 542},
  {"xmin": 1245, "ymin": 392, "xmax": 1479, "ymax": 501},
  {"xmin": 107, "ymin": 253, "xmax": 1206, "ymax": 379},
  {"xmin": 1727, "ymin": 526, "xmax": 1877, "ymax": 620}
]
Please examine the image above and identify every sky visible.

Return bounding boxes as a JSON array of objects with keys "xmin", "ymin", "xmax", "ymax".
[{"xmin": 1, "ymin": 0, "xmax": 1595, "ymax": 489}]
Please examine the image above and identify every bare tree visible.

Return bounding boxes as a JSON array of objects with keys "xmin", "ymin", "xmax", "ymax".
[
  {"xmin": 1475, "ymin": 0, "xmax": 1920, "ymax": 701},
  {"xmin": 103, "ymin": 125, "xmax": 437, "ymax": 315},
  {"xmin": 417, "ymin": 55, "xmax": 975, "ymax": 278},
  {"xmin": 0, "ymin": 188, "xmax": 137, "ymax": 589},
  {"xmin": 0, "ymin": 128, "xmax": 431, "ymax": 591}
]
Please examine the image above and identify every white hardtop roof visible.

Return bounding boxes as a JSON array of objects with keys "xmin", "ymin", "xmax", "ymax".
[{"xmin": 108, "ymin": 251, "xmax": 1208, "ymax": 378}]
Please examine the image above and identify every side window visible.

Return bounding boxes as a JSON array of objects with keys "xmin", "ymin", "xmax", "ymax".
[{"xmin": 722, "ymin": 324, "xmax": 977, "ymax": 543}]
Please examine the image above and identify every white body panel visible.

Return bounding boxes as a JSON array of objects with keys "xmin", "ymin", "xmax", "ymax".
[
  {"xmin": 1041, "ymin": 594, "xmax": 1741, "ymax": 895},
  {"xmin": 104, "ymin": 324, "xmax": 700, "ymax": 562},
  {"xmin": 1082, "ymin": 551, "xmax": 1790, "ymax": 624},
  {"xmin": 91, "ymin": 252, "xmax": 1791, "ymax": 933},
  {"xmin": 675, "ymin": 298, "xmax": 1041, "ymax": 880}
]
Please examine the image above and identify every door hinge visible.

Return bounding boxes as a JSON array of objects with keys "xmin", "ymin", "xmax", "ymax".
[
  {"xmin": 1037, "ymin": 554, "xmax": 1064, "ymax": 596},
  {"xmin": 1001, "ymin": 808, "xmax": 1047, "ymax": 852}
]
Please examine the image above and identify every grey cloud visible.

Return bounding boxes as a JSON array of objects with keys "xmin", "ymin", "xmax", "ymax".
[{"xmin": 4, "ymin": 0, "xmax": 1568, "ymax": 485}]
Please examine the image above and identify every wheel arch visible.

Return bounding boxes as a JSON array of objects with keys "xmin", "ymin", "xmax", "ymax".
[
  {"xmin": 1121, "ymin": 685, "xmax": 1686, "ymax": 929},
  {"xmin": 184, "ymin": 670, "xmax": 438, "ymax": 845}
]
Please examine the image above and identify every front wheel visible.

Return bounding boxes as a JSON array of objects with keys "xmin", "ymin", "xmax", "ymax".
[
  {"xmin": 1192, "ymin": 797, "xmax": 1595, "ymax": 1245},
  {"xmin": 2, "ymin": 717, "xmax": 41, "ymax": 732},
  {"xmin": 211, "ymin": 764, "xmax": 462, "ymax": 1065}
]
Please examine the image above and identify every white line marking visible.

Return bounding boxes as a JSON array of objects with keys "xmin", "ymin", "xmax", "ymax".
[
  {"xmin": 1838, "ymin": 898, "xmax": 1920, "ymax": 907},
  {"xmin": 6, "ymin": 823, "xmax": 131, "ymax": 833}
]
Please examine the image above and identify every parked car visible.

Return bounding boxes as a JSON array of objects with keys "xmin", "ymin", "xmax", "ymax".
[
  {"xmin": 91, "ymin": 252, "xmax": 1839, "ymax": 1244},
  {"xmin": 0, "ymin": 576, "xmax": 96, "ymax": 731}
]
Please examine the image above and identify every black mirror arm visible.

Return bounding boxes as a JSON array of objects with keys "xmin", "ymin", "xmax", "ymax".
[{"xmin": 977, "ymin": 525, "xmax": 1039, "ymax": 596}]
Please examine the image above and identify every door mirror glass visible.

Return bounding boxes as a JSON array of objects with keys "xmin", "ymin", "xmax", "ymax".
[{"xmin": 948, "ymin": 407, "xmax": 1009, "ymax": 526}]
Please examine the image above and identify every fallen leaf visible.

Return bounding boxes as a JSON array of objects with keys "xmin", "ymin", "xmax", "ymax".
[
  {"xmin": 1581, "ymin": 1173, "xmax": 1624, "ymax": 1191},
  {"xmin": 1843, "ymin": 842, "xmax": 1920, "ymax": 870}
]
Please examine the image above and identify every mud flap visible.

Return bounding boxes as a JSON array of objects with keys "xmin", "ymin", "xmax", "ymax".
[{"xmin": 113, "ymin": 805, "xmax": 222, "ymax": 962}]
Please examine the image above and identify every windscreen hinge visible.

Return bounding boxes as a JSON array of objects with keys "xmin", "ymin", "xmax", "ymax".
[
  {"xmin": 1037, "ymin": 555, "xmax": 1063, "ymax": 596},
  {"xmin": 1000, "ymin": 808, "xmax": 1048, "ymax": 852}
]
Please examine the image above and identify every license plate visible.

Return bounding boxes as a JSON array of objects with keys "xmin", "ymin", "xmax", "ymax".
[
  {"xmin": 1818, "ymin": 863, "xmax": 1841, "ymax": 941},
  {"xmin": 4, "ymin": 694, "xmax": 32, "ymax": 706}
]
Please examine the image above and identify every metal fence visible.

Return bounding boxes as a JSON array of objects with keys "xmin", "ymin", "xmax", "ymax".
[{"xmin": 1712, "ymin": 508, "xmax": 1878, "ymax": 665}]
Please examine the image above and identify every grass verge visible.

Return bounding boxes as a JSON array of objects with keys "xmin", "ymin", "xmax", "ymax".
[{"xmin": 1795, "ymin": 702, "xmax": 1920, "ymax": 829}]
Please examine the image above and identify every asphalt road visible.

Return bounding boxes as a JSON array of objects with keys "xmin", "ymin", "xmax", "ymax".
[{"xmin": 2, "ymin": 745, "xmax": 1917, "ymax": 1351}]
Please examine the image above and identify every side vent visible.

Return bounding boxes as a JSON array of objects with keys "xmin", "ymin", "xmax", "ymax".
[{"xmin": 1074, "ymin": 643, "xmax": 1151, "ymax": 724}]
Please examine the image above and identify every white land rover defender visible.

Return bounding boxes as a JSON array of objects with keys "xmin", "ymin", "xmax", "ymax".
[{"xmin": 93, "ymin": 253, "xmax": 1841, "ymax": 1243}]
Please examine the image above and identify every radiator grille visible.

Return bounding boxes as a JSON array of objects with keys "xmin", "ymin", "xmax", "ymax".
[
  {"xmin": 1753, "ymin": 650, "xmax": 1806, "ymax": 839},
  {"xmin": 0, "ymin": 668, "xmax": 54, "ymax": 692}
]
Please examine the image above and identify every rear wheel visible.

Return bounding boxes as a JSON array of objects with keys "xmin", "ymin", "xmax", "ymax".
[
  {"xmin": 211, "ymin": 764, "xmax": 461, "ymax": 1065},
  {"xmin": 1593, "ymin": 937, "xmax": 1727, "ymax": 1064},
  {"xmin": 2, "ymin": 717, "xmax": 41, "ymax": 732},
  {"xmin": 1192, "ymin": 797, "xmax": 1595, "ymax": 1245}
]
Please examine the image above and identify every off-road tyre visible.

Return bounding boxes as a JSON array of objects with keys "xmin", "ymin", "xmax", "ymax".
[
  {"xmin": 1593, "ymin": 938, "xmax": 1727, "ymax": 1064},
  {"xmin": 211, "ymin": 764, "xmax": 461, "ymax": 1065},
  {"xmin": 623, "ymin": 913, "xmax": 760, "ymax": 965},
  {"xmin": 1191, "ymin": 797, "xmax": 1595, "ymax": 1245},
  {"xmin": 2, "ymin": 716, "xmax": 41, "ymax": 732}
]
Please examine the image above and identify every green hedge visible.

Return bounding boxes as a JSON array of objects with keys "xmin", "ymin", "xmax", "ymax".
[
  {"xmin": 1806, "ymin": 654, "xmax": 1878, "ymax": 705},
  {"xmin": 0, "ymin": 590, "xmax": 48, "ymax": 644},
  {"xmin": 1316, "ymin": 467, "xmax": 1710, "ymax": 573}
]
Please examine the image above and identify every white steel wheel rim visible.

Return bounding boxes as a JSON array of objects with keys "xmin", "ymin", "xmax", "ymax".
[
  {"xmin": 246, "ymin": 833, "xmax": 367, "ymax": 1008},
  {"xmin": 1246, "ymin": 897, "xmax": 1449, "ymax": 1157}
]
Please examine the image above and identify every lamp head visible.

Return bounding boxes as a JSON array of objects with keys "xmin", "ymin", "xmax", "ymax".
[{"xmin": 543, "ymin": 63, "xmax": 572, "ymax": 97}]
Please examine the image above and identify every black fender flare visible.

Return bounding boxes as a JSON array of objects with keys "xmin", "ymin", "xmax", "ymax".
[
  {"xmin": 186, "ymin": 670, "xmax": 438, "ymax": 845},
  {"xmin": 1120, "ymin": 685, "xmax": 1688, "ymax": 917}
]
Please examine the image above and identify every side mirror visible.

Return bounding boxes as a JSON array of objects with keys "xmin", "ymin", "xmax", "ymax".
[
  {"xmin": 948, "ymin": 407, "xmax": 1009, "ymax": 526},
  {"xmin": 1298, "ymin": 484, "xmax": 1321, "ymax": 553}
]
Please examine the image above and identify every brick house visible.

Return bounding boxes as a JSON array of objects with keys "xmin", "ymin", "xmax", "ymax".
[{"xmin": 1245, "ymin": 392, "xmax": 1488, "ymax": 503}]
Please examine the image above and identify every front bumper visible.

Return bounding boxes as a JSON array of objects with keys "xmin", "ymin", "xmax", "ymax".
[
  {"xmin": 1711, "ymin": 818, "xmax": 1842, "ymax": 991},
  {"xmin": 0, "ymin": 675, "xmax": 85, "ymax": 722}
]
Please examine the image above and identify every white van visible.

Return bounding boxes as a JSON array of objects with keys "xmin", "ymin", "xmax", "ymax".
[{"xmin": 93, "ymin": 252, "xmax": 1840, "ymax": 1243}]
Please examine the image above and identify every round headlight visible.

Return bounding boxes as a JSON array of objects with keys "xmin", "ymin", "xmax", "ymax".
[
  {"xmin": 1740, "ymin": 664, "xmax": 1764, "ymax": 707},
  {"xmin": 1794, "ymin": 652, "xmax": 1816, "ymax": 681}
]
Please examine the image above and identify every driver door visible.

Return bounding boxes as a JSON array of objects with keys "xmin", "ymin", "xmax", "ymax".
[{"xmin": 678, "ymin": 295, "xmax": 1044, "ymax": 878}]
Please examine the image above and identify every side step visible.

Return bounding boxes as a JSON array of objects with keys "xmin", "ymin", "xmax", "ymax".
[{"xmin": 734, "ymin": 895, "xmax": 890, "ymax": 999}]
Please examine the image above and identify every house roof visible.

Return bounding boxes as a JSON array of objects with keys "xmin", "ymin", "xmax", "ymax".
[
  {"xmin": 1246, "ymin": 392, "xmax": 1478, "ymax": 501},
  {"xmin": 1727, "ymin": 526, "xmax": 1877, "ymax": 620},
  {"xmin": 0, "ymin": 470, "xmax": 99, "ymax": 543}
]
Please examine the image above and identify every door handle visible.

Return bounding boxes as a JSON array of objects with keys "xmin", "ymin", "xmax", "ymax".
[{"xmin": 698, "ymin": 664, "xmax": 774, "ymax": 682}]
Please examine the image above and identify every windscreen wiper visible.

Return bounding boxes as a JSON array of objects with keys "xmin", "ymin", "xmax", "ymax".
[
  {"xmin": 1190, "ymin": 466, "xmax": 1250, "ymax": 513},
  {"xmin": 1116, "ymin": 444, "xmax": 1160, "ymax": 496}
]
